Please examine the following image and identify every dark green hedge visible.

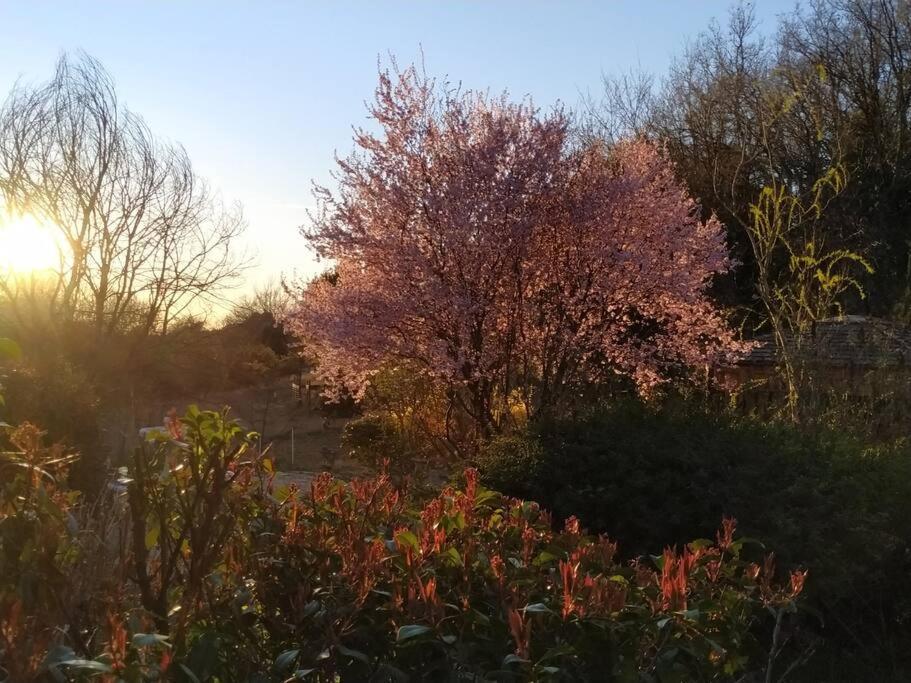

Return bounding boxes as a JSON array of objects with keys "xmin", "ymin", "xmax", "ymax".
[{"xmin": 478, "ymin": 401, "xmax": 911, "ymax": 679}]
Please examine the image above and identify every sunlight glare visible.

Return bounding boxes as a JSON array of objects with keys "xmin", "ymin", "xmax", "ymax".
[{"xmin": 0, "ymin": 214, "xmax": 62, "ymax": 274}]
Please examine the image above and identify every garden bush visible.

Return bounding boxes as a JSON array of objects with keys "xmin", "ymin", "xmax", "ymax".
[
  {"xmin": 0, "ymin": 423, "xmax": 128, "ymax": 681},
  {"xmin": 341, "ymin": 413, "xmax": 413, "ymax": 476},
  {"xmin": 1, "ymin": 359, "xmax": 104, "ymax": 495},
  {"xmin": 478, "ymin": 399, "xmax": 911, "ymax": 678},
  {"xmin": 0, "ymin": 407, "xmax": 806, "ymax": 681},
  {"xmin": 228, "ymin": 471, "xmax": 803, "ymax": 682}
]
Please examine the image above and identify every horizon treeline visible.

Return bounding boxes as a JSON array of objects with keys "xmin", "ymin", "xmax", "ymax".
[{"xmin": 584, "ymin": 0, "xmax": 911, "ymax": 322}]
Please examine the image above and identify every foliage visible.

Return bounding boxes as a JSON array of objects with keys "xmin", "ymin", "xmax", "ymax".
[
  {"xmin": 745, "ymin": 152, "xmax": 873, "ymax": 420},
  {"xmin": 747, "ymin": 168, "xmax": 872, "ymax": 327},
  {"xmin": 0, "ymin": 407, "xmax": 274, "ymax": 680},
  {"xmin": 125, "ymin": 406, "xmax": 275, "ymax": 654},
  {"xmin": 0, "ymin": 423, "xmax": 81, "ymax": 680},
  {"xmin": 341, "ymin": 413, "xmax": 418, "ymax": 480},
  {"xmin": 1, "ymin": 359, "xmax": 104, "ymax": 495},
  {"xmin": 187, "ymin": 469, "xmax": 804, "ymax": 681},
  {"xmin": 476, "ymin": 432, "xmax": 547, "ymax": 502},
  {"xmin": 0, "ymin": 423, "xmax": 147, "ymax": 682},
  {"xmin": 362, "ymin": 363, "xmax": 455, "ymax": 452},
  {"xmin": 478, "ymin": 399, "xmax": 911, "ymax": 676},
  {"xmin": 0, "ymin": 287, "xmax": 298, "ymax": 497},
  {"xmin": 341, "ymin": 364, "xmax": 461, "ymax": 477},
  {"xmin": 589, "ymin": 1, "xmax": 911, "ymax": 315},
  {"xmin": 0, "ymin": 407, "xmax": 805, "ymax": 681},
  {"xmin": 289, "ymin": 64, "xmax": 747, "ymax": 443},
  {"xmin": 0, "ymin": 336, "xmax": 18, "ymax": 407}
]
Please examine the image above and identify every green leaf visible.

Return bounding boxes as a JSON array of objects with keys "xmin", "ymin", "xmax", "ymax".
[
  {"xmin": 275, "ymin": 649, "xmax": 300, "ymax": 671},
  {"xmin": 736, "ymin": 536, "xmax": 766, "ymax": 548},
  {"xmin": 533, "ymin": 550, "xmax": 558, "ymax": 565},
  {"xmin": 471, "ymin": 609, "xmax": 491, "ymax": 625},
  {"xmin": 522, "ymin": 602, "xmax": 552, "ymax": 614},
  {"xmin": 301, "ymin": 600, "xmax": 321, "ymax": 618},
  {"xmin": 179, "ymin": 664, "xmax": 202, "ymax": 683},
  {"xmin": 337, "ymin": 644, "xmax": 370, "ymax": 664},
  {"xmin": 132, "ymin": 632, "xmax": 169, "ymax": 648},
  {"xmin": 43, "ymin": 645, "xmax": 76, "ymax": 670},
  {"xmin": 145, "ymin": 525, "xmax": 160, "ymax": 550},
  {"xmin": 687, "ymin": 538, "xmax": 713, "ymax": 550},
  {"xmin": 396, "ymin": 624, "xmax": 432, "ymax": 642},
  {"xmin": 475, "ymin": 489, "xmax": 499, "ymax": 505},
  {"xmin": 394, "ymin": 529, "xmax": 420, "ymax": 552},
  {"xmin": 503, "ymin": 654, "xmax": 530, "ymax": 666},
  {"xmin": 60, "ymin": 659, "xmax": 113, "ymax": 673},
  {"xmin": 442, "ymin": 547, "xmax": 462, "ymax": 566}
]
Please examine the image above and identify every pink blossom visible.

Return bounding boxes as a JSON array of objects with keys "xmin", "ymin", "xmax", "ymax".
[{"xmin": 288, "ymin": 65, "xmax": 748, "ymax": 428}]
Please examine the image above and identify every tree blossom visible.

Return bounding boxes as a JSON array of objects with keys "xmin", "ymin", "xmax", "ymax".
[{"xmin": 288, "ymin": 65, "xmax": 747, "ymax": 436}]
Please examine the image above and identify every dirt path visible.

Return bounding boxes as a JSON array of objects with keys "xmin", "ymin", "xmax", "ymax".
[{"xmin": 274, "ymin": 470, "xmax": 320, "ymax": 491}]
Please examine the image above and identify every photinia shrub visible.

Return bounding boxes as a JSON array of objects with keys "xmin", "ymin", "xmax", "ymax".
[
  {"xmin": 202, "ymin": 470, "xmax": 806, "ymax": 680},
  {"xmin": 18, "ymin": 409, "xmax": 806, "ymax": 682}
]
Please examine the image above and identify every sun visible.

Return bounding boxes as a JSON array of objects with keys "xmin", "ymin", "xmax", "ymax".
[{"xmin": 0, "ymin": 213, "xmax": 63, "ymax": 274}]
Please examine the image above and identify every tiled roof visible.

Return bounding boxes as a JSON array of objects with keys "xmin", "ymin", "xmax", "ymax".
[{"xmin": 737, "ymin": 316, "xmax": 911, "ymax": 367}]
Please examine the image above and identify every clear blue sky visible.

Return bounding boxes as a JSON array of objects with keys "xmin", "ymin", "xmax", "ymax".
[{"xmin": 0, "ymin": 1, "xmax": 793, "ymax": 304}]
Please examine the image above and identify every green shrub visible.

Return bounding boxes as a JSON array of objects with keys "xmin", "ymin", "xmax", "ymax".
[
  {"xmin": 476, "ymin": 433, "xmax": 547, "ymax": 501},
  {"xmin": 223, "ymin": 471, "xmax": 804, "ymax": 682},
  {"xmin": 0, "ymin": 337, "xmax": 20, "ymax": 405},
  {"xmin": 9, "ymin": 407, "xmax": 806, "ymax": 681},
  {"xmin": 478, "ymin": 400, "xmax": 911, "ymax": 678},
  {"xmin": 0, "ymin": 423, "xmax": 78, "ymax": 680},
  {"xmin": 0, "ymin": 423, "xmax": 134, "ymax": 681},
  {"xmin": 342, "ymin": 413, "xmax": 426, "ymax": 481},
  {"xmin": 2, "ymin": 360, "xmax": 104, "ymax": 495}
]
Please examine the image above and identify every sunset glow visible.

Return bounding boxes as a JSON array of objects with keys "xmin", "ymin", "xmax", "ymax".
[{"xmin": 0, "ymin": 213, "xmax": 62, "ymax": 274}]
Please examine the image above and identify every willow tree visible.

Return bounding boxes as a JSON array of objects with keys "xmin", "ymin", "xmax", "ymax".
[{"xmin": 0, "ymin": 54, "xmax": 245, "ymax": 337}]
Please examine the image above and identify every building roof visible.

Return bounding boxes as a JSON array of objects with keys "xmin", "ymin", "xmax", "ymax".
[{"xmin": 738, "ymin": 316, "xmax": 911, "ymax": 368}]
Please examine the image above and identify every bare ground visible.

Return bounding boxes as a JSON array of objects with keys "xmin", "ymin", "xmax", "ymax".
[{"xmin": 103, "ymin": 376, "xmax": 367, "ymax": 482}]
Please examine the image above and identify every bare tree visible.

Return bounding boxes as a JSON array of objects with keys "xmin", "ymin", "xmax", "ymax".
[
  {"xmin": 0, "ymin": 53, "xmax": 246, "ymax": 337},
  {"xmin": 581, "ymin": 4, "xmax": 882, "ymax": 419},
  {"xmin": 224, "ymin": 278, "xmax": 293, "ymax": 326},
  {"xmin": 579, "ymin": 67, "xmax": 657, "ymax": 145}
]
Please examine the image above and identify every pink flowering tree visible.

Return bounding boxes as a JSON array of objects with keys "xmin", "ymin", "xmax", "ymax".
[{"xmin": 289, "ymin": 65, "xmax": 746, "ymax": 440}]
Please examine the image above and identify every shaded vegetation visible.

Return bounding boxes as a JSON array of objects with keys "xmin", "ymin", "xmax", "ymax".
[
  {"xmin": 0, "ymin": 409, "xmax": 805, "ymax": 681},
  {"xmin": 479, "ymin": 400, "xmax": 911, "ymax": 679}
]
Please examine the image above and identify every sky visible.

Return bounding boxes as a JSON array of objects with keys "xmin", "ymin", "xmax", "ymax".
[{"xmin": 0, "ymin": 1, "xmax": 793, "ymax": 310}]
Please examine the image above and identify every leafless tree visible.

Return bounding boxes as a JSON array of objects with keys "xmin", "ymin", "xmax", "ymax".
[
  {"xmin": 579, "ymin": 67, "xmax": 657, "ymax": 145},
  {"xmin": 224, "ymin": 278, "xmax": 293, "ymax": 326},
  {"xmin": 0, "ymin": 53, "xmax": 246, "ymax": 337}
]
